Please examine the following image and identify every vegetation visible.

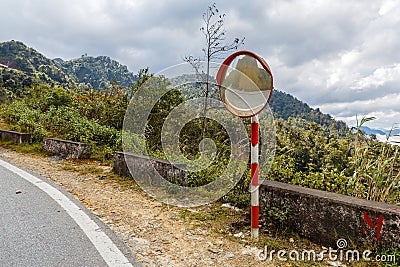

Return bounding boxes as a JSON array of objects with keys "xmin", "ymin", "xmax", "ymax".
[
  {"xmin": 351, "ymin": 117, "xmax": 400, "ymax": 202},
  {"xmin": 0, "ymin": 40, "xmax": 399, "ymax": 210},
  {"xmin": 1, "ymin": 6, "xmax": 398, "ymax": 261},
  {"xmin": 1, "ymin": 84, "xmax": 128, "ymax": 161},
  {"xmin": 1, "ymin": 81, "xmax": 398, "ymax": 209}
]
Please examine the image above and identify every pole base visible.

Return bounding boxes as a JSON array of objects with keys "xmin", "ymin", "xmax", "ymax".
[{"xmin": 251, "ymin": 227, "xmax": 259, "ymax": 241}]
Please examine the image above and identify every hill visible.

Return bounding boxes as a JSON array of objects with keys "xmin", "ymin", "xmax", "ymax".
[
  {"xmin": 269, "ymin": 90, "xmax": 348, "ymax": 134},
  {"xmin": 61, "ymin": 56, "xmax": 137, "ymax": 90},
  {"xmin": 0, "ymin": 40, "xmax": 73, "ymax": 90},
  {"xmin": 0, "ymin": 40, "xmax": 137, "ymax": 92},
  {"xmin": 0, "ymin": 40, "xmax": 347, "ymax": 133}
]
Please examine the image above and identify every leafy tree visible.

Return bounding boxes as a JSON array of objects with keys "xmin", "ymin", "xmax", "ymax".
[{"xmin": 144, "ymin": 77, "xmax": 184, "ymax": 152}]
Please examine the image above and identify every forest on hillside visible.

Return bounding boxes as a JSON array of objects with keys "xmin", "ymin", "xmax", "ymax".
[{"xmin": 0, "ymin": 40, "xmax": 136, "ymax": 92}]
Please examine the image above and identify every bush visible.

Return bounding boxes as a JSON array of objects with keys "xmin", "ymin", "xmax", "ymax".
[{"xmin": 1, "ymin": 84, "xmax": 123, "ymax": 158}]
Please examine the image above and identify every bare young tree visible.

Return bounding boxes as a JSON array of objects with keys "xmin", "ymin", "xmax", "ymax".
[{"xmin": 185, "ymin": 3, "xmax": 245, "ymax": 138}]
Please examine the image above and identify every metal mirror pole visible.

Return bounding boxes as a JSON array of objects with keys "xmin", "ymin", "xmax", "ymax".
[{"xmin": 251, "ymin": 114, "xmax": 259, "ymax": 240}]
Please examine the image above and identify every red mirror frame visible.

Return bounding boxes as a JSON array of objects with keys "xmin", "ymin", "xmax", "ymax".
[{"xmin": 216, "ymin": 50, "xmax": 274, "ymax": 118}]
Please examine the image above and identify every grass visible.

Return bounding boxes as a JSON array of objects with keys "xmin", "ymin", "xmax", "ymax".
[
  {"xmin": 0, "ymin": 117, "xmax": 11, "ymax": 130},
  {"xmin": 0, "ymin": 141, "xmax": 50, "ymax": 156},
  {"xmin": 60, "ymin": 164, "xmax": 104, "ymax": 175},
  {"xmin": 106, "ymin": 172, "xmax": 142, "ymax": 191}
]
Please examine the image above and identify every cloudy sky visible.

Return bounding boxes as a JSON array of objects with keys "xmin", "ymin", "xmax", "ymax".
[{"xmin": 1, "ymin": 0, "xmax": 399, "ymax": 129}]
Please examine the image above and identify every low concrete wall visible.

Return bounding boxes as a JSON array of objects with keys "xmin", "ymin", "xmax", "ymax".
[
  {"xmin": 260, "ymin": 180, "xmax": 400, "ymax": 250},
  {"xmin": 0, "ymin": 129, "xmax": 31, "ymax": 144},
  {"xmin": 42, "ymin": 138, "xmax": 92, "ymax": 159},
  {"xmin": 113, "ymin": 151, "xmax": 187, "ymax": 186}
]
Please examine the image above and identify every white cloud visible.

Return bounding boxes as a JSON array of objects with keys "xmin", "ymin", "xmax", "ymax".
[
  {"xmin": 351, "ymin": 64, "xmax": 400, "ymax": 90},
  {"xmin": 318, "ymin": 93, "xmax": 400, "ymax": 129},
  {"xmin": 379, "ymin": 0, "xmax": 399, "ymax": 16}
]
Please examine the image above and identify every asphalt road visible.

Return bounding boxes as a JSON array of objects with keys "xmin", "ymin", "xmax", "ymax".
[{"xmin": 0, "ymin": 158, "xmax": 140, "ymax": 267}]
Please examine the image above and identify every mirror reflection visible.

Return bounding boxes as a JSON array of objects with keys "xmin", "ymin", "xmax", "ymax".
[{"xmin": 220, "ymin": 55, "xmax": 272, "ymax": 117}]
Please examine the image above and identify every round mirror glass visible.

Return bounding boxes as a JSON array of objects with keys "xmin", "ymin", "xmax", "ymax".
[{"xmin": 217, "ymin": 51, "xmax": 273, "ymax": 117}]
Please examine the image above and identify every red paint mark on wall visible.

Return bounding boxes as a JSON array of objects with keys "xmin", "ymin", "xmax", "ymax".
[{"xmin": 362, "ymin": 211, "xmax": 384, "ymax": 242}]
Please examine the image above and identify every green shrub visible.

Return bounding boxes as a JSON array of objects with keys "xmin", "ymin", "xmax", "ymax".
[{"xmin": 1, "ymin": 85, "xmax": 121, "ymax": 151}]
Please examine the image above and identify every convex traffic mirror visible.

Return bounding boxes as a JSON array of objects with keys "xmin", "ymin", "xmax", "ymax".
[{"xmin": 216, "ymin": 51, "xmax": 273, "ymax": 117}]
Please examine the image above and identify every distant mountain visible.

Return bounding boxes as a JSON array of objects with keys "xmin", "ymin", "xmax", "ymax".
[
  {"xmin": 360, "ymin": 126, "xmax": 400, "ymax": 136},
  {"xmin": 359, "ymin": 126, "xmax": 386, "ymax": 136},
  {"xmin": 359, "ymin": 125, "xmax": 399, "ymax": 145},
  {"xmin": 386, "ymin": 128, "xmax": 400, "ymax": 136},
  {"xmin": 53, "ymin": 58, "xmax": 64, "ymax": 63},
  {"xmin": 0, "ymin": 40, "xmax": 137, "ymax": 92}
]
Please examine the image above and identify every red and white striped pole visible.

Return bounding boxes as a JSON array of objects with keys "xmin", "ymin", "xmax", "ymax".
[{"xmin": 251, "ymin": 115, "xmax": 259, "ymax": 240}]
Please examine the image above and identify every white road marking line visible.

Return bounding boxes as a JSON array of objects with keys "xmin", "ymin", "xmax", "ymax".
[{"xmin": 0, "ymin": 158, "xmax": 133, "ymax": 267}]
